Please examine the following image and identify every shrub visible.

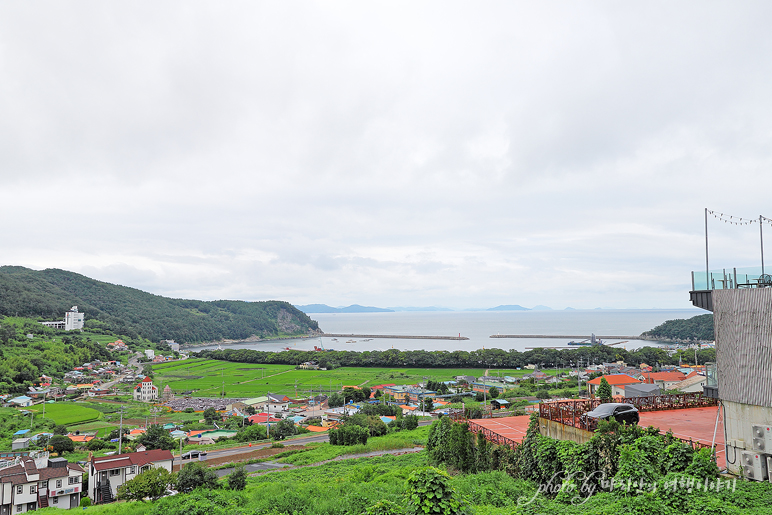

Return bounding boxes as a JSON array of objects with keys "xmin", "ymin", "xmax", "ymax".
[
  {"xmin": 685, "ymin": 447, "xmax": 719, "ymax": 480},
  {"xmin": 406, "ymin": 467, "xmax": 466, "ymax": 515},
  {"xmin": 330, "ymin": 424, "xmax": 369, "ymax": 446},
  {"xmin": 176, "ymin": 462, "xmax": 219, "ymax": 493},
  {"xmin": 184, "ymin": 407, "xmax": 195, "ymax": 413},
  {"xmin": 227, "ymin": 466, "xmax": 247, "ymax": 491},
  {"xmin": 365, "ymin": 499, "xmax": 405, "ymax": 515},
  {"xmin": 118, "ymin": 467, "xmax": 174, "ymax": 501},
  {"xmin": 271, "ymin": 418, "xmax": 297, "ymax": 440},
  {"xmin": 79, "ymin": 497, "xmax": 92, "ymax": 507},
  {"xmin": 597, "ymin": 377, "xmax": 612, "ymax": 401},
  {"xmin": 663, "ymin": 441, "xmax": 694, "ymax": 473}
]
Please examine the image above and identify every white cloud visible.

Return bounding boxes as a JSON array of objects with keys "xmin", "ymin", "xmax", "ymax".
[{"xmin": 2, "ymin": 1, "xmax": 772, "ymax": 309}]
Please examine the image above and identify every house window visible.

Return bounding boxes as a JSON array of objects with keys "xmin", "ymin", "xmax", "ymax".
[
  {"xmin": 109, "ymin": 469, "xmax": 120, "ymax": 477},
  {"xmin": 52, "ymin": 497, "xmax": 58, "ymax": 505},
  {"xmin": 16, "ymin": 485, "xmax": 22, "ymax": 494},
  {"xmin": 128, "ymin": 466, "xmax": 136, "ymax": 474},
  {"xmin": 68, "ymin": 476, "xmax": 79, "ymax": 485},
  {"xmin": 29, "ymin": 485, "xmax": 36, "ymax": 494},
  {"xmin": 56, "ymin": 479, "xmax": 62, "ymax": 488},
  {"xmin": 16, "ymin": 505, "xmax": 22, "ymax": 513},
  {"xmin": 39, "ymin": 480, "xmax": 48, "ymax": 488}
]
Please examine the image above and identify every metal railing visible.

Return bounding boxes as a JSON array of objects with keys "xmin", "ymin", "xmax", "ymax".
[
  {"xmin": 539, "ymin": 392, "xmax": 717, "ymax": 431},
  {"xmin": 539, "ymin": 393, "xmax": 719, "ymax": 453}
]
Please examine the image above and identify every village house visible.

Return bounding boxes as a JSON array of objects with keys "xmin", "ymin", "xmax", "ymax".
[
  {"xmin": 666, "ymin": 373, "xmax": 707, "ymax": 393},
  {"xmin": 88, "ymin": 449, "xmax": 173, "ymax": 504},
  {"xmin": 642, "ymin": 371, "xmax": 687, "ymax": 390},
  {"xmin": 586, "ymin": 374, "xmax": 641, "ymax": 397},
  {"xmin": 0, "ymin": 456, "xmax": 84, "ymax": 512},
  {"xmin": 132, "ymin": 377, "xmax": 158, "ymax": 402}
]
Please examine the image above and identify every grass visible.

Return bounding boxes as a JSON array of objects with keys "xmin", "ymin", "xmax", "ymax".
[
  {"xmin": 152, "ymin": 359, "xmax": 492, "ymax": 399},
  {"xmin": 277, "ymin": 425, "xmax": 429, "ymax": 466},
  {"xmin": 28, "ymin": 402, "xmax": 102, "ymax": 426}
]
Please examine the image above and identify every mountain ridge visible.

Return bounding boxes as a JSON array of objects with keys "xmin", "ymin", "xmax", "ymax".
[{"xmin": 0, "ymin": 266, "xmax": 318, "ymax": 343}]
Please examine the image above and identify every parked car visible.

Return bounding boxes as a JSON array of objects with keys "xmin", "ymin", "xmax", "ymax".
[
  {"xmin": 181, "ymin": 451, "xmax": 208, "ymax": 460},
  {"xmin": 582, "ymin": 403, "xmax": 639, "ymax": 425}
]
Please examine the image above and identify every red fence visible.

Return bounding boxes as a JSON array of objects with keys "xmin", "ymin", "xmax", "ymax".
[
  {"xmin": 538, "ymin": 392, "xmax": 718, "ymax": 432},
  {"xmin": 538, "ymin": 393, "xmax": 718, "ymax": 453}
]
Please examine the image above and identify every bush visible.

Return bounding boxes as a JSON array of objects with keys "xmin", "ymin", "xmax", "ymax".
[
  {"xmin": 79, "ymin": 497, "xmax": 92, "ymax": 507},
  {"xmin": 49, "ymin": 435, "xmax": 74, "ymax": 455},
  {"xmin": 329, "ymin": 424, "xmax": 369, "ymax": 446},
  {"xmin": 227, "ymin": 465, "xmax": 247, "ymax": 491},
  {"xmin": 118, "ymin": 467, "xmax": 174, "ymax": 501},
  {"xmin": 271, "ymin": 418, "xmax": 297, "ymax": 440},
  {"xmin": 176, "ymin": 462, "xmax": 220, "ymax": 493},
  {"xmin": 685, "ymin": 447, "xmax": 719, "ymax": 480},
  {"xmin": 406, "ymin": 467, "xmax": 466, "ymax": 515},
  {"xmin": 184, "ymin": 407, "xmax": 195, "ymax": 413}
]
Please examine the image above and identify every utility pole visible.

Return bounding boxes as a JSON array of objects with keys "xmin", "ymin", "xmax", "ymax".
[
  {"xmin": 761, "ymin": 215, "xmax": 766, "ymax": 276},
  {"xmin": 705, "ymin": 207, "xmax": 710, "ymax": 288},
  {"xmin": 118, "ymin": 407, "xmax": 124, "ymax": 455}
]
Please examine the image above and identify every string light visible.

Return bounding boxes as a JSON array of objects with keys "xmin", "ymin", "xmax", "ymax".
[{"xmin": 707, "ymin": 210, "xmax": 772, "ymax": 228}]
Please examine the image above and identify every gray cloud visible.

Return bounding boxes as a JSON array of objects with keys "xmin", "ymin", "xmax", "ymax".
[{"xmin": 2, "ymin": 1, "xmax": 772, "ymax": 309}]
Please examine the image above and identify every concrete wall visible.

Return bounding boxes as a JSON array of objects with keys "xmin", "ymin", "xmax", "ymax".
[
  {"xmin": 539, "ymin": 418, "xmax": 595, "ymax": 445},
  {"xmin": 722, "ymin": 399, "xmax": 772, "ymax": 475}
]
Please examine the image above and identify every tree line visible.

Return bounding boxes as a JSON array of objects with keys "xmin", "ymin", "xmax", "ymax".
[{"xmin": 196, "ymin": 343, "xmax": 716, "ymax": 370}]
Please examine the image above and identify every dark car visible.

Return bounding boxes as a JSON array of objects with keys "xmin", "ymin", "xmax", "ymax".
[
  {"xmin": 582, "ymin": 403, "xmax": 639, "ymax": 426},
  {"xmin": 181, "ymin": 451, "xmax": 208, "ymax": 460}
]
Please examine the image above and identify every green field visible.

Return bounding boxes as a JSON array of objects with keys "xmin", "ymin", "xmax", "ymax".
[
  {"xmin": 152, "ymin": 359, "xmax": 491, "ymax": 398},
  {"xmin": 28, "ymin": 402, "xmax": 102, "ymax": 426}
]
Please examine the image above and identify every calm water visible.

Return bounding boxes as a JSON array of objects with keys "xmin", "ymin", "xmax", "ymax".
[{"xmin": 196, "ymin": 309, "xmax": 703, "ymax": 353}]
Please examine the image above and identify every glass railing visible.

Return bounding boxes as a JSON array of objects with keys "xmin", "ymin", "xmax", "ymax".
[
  {"xmin": 705, "ymin": 362, "xmax": 717, "ymax": 388},
  {"xmin": 691, "ymin": 266, "xmax": 772, "ymax": 290}
]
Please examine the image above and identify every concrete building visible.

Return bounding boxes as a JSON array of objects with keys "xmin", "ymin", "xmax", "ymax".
[
  {"xmin": 690, "ymin": 267, "xmax": 772, "ymax": 478},
  {"xmin": 40, "ymin": 306, "xmax": 84, "ymax": 332},
  {"xmin": 0, "ymin": 456, "xmax": 84, "ymax": 512},
  {"xmin": 132, "ymin": 377, "xmax": 158, "ymax": 402},
  {"xmin": 144, "ymin": 350, "xmax": 155, "ymax": 360},
  {"xmin": 64, "ymin": 307, "xmax": 84, "ymax": 331},
  {"xmin": 88, "ymin": 449, "xmax": 173, "ymax": 504}
]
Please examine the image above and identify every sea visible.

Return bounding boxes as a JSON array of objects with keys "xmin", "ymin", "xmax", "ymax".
[{"xmin": 195, "ymin": 308, "xmax": 705, "ymax": 354}]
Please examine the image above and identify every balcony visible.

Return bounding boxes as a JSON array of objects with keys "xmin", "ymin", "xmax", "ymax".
[{"xmin": 690, "ymin": 266, "xmax": 772, "ymax": 311}]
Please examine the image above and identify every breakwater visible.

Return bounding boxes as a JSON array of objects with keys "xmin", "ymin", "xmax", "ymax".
[
  {"xmin": 490, "ymin": 334, "xmax": 639, "ymax": 339},
  {"xmin": 323, "ymin": 333, "xmax": 469, "ymax": 341}
]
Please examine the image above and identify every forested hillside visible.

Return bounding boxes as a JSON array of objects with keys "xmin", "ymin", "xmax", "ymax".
[
  {"xmin": 641, "ymin": 313, "xmax": 714, "ymax": 341},
  {"xmin": 0, "ymin": 266, "xmax": 318, "ymax": 343}
]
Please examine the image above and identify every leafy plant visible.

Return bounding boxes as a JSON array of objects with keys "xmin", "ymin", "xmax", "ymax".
[
  {"xmin": 227, "ymin": 465, "xmax": 247, "ymax": 491},
  {"xmin": 406, "ymin": 467, "xmax": 466, "ymax": 515},
  {"xmin": 118, "ymin": 467, "xmax": 174, "ymax": 501}
]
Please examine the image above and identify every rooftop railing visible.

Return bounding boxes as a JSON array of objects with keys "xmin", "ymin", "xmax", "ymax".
[{"xmin": 691, "ymin": 266, "xmax": 772, "ymax": 290}]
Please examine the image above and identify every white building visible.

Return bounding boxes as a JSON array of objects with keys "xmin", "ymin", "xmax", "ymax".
[
  {"xmin": 132, "ymin": 377, "xmax": 158, "ymax": 402},
  {"xmin": 40, "ymin": 306, "xmax": 85, "ymax": 332},
  {"xmin": 0, "ymin": 456, "xmax": 84, "ymax": 512},
  {"xmin": 88, "ymin": 449, "xmax": 173, "ymax": 504},
  {"xmin": 144, "ymin": 350, "xmax": 155, "ymax": 360},
  {"xmin": 64, "ymin": 307, "xmax": 84, "ymax": 331}
]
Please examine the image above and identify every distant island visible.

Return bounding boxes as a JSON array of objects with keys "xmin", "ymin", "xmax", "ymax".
[
  {"xmin": 486, "ymin": 304, "xmax": 530, "ymax": 311},
  {"xmin": 294, "ymin": 304, "xmax": 394, "ymax": 314}
]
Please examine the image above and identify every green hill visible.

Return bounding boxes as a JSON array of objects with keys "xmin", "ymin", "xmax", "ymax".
[
  {"xmin": 0, "ymin": 266, "xmax": 318, "ymax": 343},
  {"xmin": 641, "ymin": 313, "xmax": 714, "ymax": 341}
]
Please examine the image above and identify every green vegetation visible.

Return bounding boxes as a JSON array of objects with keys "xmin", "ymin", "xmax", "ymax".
[
  {"xmin": 197, "ymin": 340, "xmax": 715, "ymax": 373},
  {"xmin": 28, "ymin": 402, "xmax": 102, "ymax": 426},
  {"xmin": 41, "ymin": 441, "xmax": 772, "ymax": 515},
  {"xmin": 0, "ymin": 266, "xmax": 318, "ymax": 343},
  {"xmin": 152, "ymin": 359, "xmax": 487, "ymax": 397},
  {"xmin": 642, "ymin": 313, "xmax": 714, "ymax": 341}
]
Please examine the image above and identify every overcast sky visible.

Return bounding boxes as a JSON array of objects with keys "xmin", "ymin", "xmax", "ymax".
[{"xmin": 2, "ymin": 1, "xmax": 772, "ymax": 310}]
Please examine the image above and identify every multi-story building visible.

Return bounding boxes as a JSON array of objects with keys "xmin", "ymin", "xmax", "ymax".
[
  {"xmin": 88, "ymin": 449, "xmax": 173, "ymax": 504},
  {"xmin": 40, "ymin": 306, "xmax": 85, "ymax": 332},
  {"xmin": 0, "ymin": 455, "xmax": 84, "ymax": 512},
  {"xmin": 132, "ymin": 377, "xmax": 158, "ymax": 402},
  {"xmin": 691, "ymin": 265, "xmax": 772, "ymax": 479}
]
